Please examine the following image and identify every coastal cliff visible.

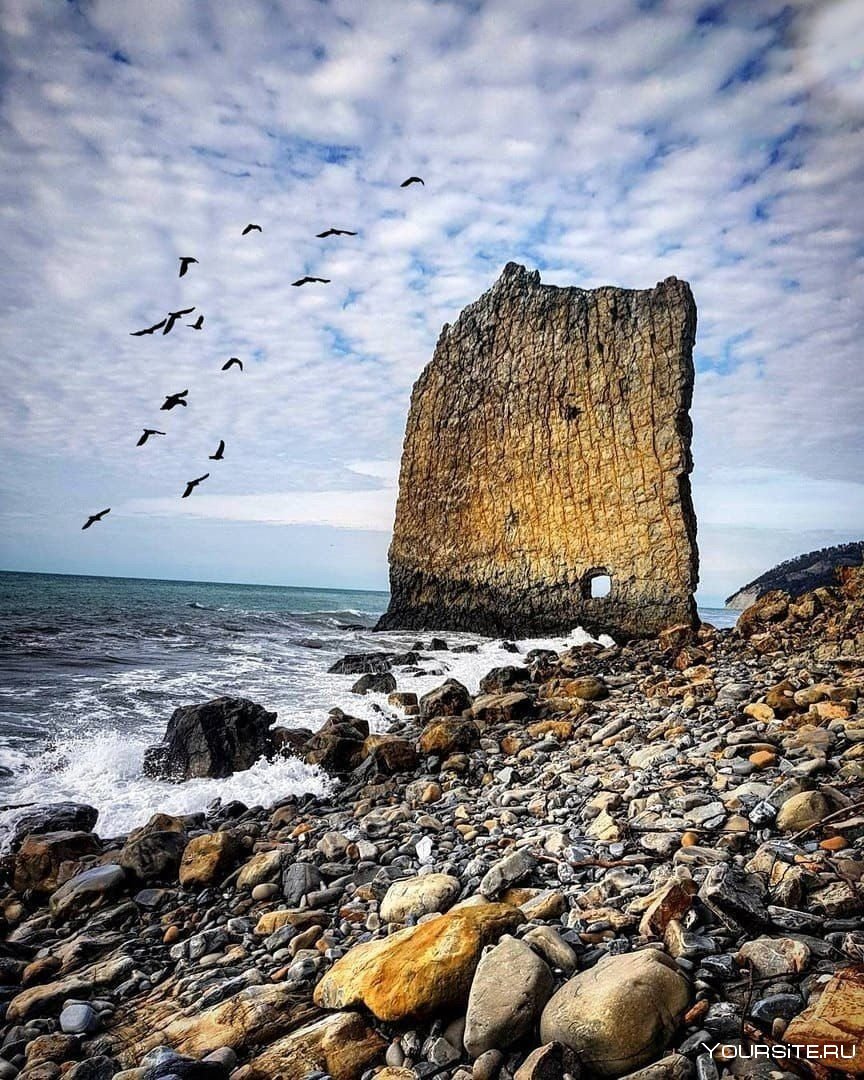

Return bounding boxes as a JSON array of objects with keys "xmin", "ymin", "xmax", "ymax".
[
  {"xmin": 378, "ymin": 263, "xmax": 699, "ymax": 639},
  {"xmin": 726, "ymin": 541, "xmax": 864, "ymax": 610}
]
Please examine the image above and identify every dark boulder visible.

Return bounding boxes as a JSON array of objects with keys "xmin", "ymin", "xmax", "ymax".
[
  {"xmin": 360, "ymin": 735, "xmax": 419, "ymax": 774},
  {"xmin": 525, "ymin": 648, "xmax": 558, "ymax": 665},
  {"xmin": 13, "ymin": 830, "xmax": 101, "ymax": 894},
  {"xmin": 327, "ymin": 652, "xmax": 393, "ymax": 675},
  {"xmin": 282, "ymin": 861, "xmax": 323, "ymax": 906},
  {"xmin": 302, "ymin": 714, "xmax": 369, "ymax": 775},
  {"xmin": 270, "ymin": 726, "xmax": 313, "ymax": 756},
  {"xmin": 119, "ymin": 813, "xmax": 188, "ymax": 883},
  {"xmin": 9, "ymin": 803, "xmax": 99, "ymax": 850},
  {"xmin": 351, "ymin": 672, "xmax": 397, "ymax": 695},
  {"xmin": 142, "ymin": 697, "xmax": 277, "ymax": 781},
  {"xmin": 419, "ymin": 678, "xmax": 472, "ymax": 718},
  {"xmin": 389, "ymin": 651, "xmax": 421, "ymax": 666},
  {"xmin": 478, "ymin": 665, "xmax": 531, "ymax": 694}
]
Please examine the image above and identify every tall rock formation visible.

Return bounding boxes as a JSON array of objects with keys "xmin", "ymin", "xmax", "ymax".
[{"xmin": 377, "ymin": 263, "xmax": 699, "ymax": 639}]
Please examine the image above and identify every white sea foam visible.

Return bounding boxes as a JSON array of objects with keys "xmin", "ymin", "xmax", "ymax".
[
  {"xmin": 0, "ymin": 617, "xmax": 609, "ymax": 843},
  {"xmin": 0, "ymin": 732, "xmax": 332, "ymax": 844}
]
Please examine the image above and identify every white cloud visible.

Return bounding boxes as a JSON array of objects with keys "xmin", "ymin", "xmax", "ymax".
[{"xmin": 0, "ymin": 0, "xmax": 862, "ymax": 595}]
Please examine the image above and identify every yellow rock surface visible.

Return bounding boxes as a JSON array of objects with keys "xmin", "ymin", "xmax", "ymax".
[
  {"xmin": 313, "ymin": 903, "xmax": 523, "ymax": 1021},
  {"xmin": 784, "ymin": 966, "xmax": 864, "ymax": 1073},
  {"xmin": 232, "ymin": 1011, "xmax": 385, "ymax": 1080}
]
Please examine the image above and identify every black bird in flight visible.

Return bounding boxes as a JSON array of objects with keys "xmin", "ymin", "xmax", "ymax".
[
  {"xmin": 178, "ymin": 257, "xmax": 198, "ymax": 278},
  {"xmin": 400, "ymin": 176, "xmax": 424, "ymax": 187},
  {"xmin": 291, "ymin": 276, "xmax": 331, "ymax": 286},
  {"xmin": 188, "ymin": 315, "xmax": 204, "ymax": 330},
  {"xmin": 136, "ymin": 428, "xmax": 166, "ymax": 446},
  {"xmin": 161, "ymin": 390, "xmax": 188, "ymax": 410},
  {"xmin": 163, "ymin": 307, "xmax": 195, "ymax": 334},
  {"xmin": 182, "ymin": 473, "xmax": 209, "ymax": 498},
  {"xmin": 222, "ymin": 357, "xmax": 243, "ymax": 371},
  {"xmin": 209, "ymin": 440, "xmax": 225, "ymax": 460},
  {"xmin": 242, "ymin": 224, "xmax": 262, "ymax": 235},
  {"xmin": 82, "ymin": 508, "xmax": 110, "ymax": 530},
  {"xmin": 316, "ymin": 228, "xmax": 357, "ymax": 238},
  {"xmin": 130, "ymin": 318, "xmax": 167, "ymax": 336}
]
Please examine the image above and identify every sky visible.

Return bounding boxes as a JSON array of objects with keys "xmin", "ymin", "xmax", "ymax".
[{"xmin": 0, "ymin": 0, "xmax": 862, "ymax": 606}]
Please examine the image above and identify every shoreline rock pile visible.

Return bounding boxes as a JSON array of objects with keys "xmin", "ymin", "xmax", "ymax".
[{"xmin": 1, "ymin": 572, "xmax": 862, "ymax": 1080}]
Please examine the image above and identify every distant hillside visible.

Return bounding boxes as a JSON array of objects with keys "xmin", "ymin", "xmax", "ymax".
[{"xmin": 726, "ymin": 541, "xmax": 864, "ymax": 609}]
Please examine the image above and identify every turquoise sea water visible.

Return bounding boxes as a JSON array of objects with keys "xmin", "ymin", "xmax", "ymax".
[{"xmin": 0, "ymin": 570, "xmax": 735, "ymax": 837}]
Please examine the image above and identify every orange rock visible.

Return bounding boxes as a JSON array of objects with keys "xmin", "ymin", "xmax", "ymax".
[
  {"xmin": 526, "ymin": 720, "xmax": 574, "ymax": 740},
  {"xmin": 813, "ymin": 701, "xmax": 853, "ymax": 722},
  {"xmin": 500, "ymin": 735, "xmax": 525, "ymax": 756},
  {"xmin": 681, "ymin": 832, "xmax": 699, "ymax": 847},
  {"xmin": 684, "ymin": 999, "xmax": 709, "ymax": 1025},
  {"xmin": 743, "ymin": 702, "xmax": 776, "ymax": 722},
  {"xmin": 254, "ymin": 909, "xmax": 329, "ymax": 935},
  {"xmin": 179, "ymin": 831, "xmax": 242, "ymax": 888},
  {"xmin": 784, "ymin": 966, "xmax": 864, "ymax": 1073},
  {"xmin": 820, "ymin": 836, "xmax": 849, "ymax": 852},
  {"xmin": 749, "ymin": 750, "xmax": 777, "ymax": 769},
  {"xmin": 313, "ymin": 903, "xmax": 524, "ymax": 1022},
  {"xmin": 638, "ymin": 873, "xmax": 697, "ymax": 939}
]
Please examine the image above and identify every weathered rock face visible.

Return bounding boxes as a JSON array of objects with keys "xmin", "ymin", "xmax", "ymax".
[
  {"xmin": 142, "ymin": 697, "xmax": 277, "ymax": 780},
  {"xmin": 377, "ymin": 263, "xmax": 698, "ymax": 639}
]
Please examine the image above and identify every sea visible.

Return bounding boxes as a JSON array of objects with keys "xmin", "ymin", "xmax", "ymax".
[{"xmin": 0, "ymin": 570, "xmax": 737, "ymax": 843}]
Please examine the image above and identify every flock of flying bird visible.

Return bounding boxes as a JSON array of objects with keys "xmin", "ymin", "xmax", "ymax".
[{"xmin": 81, "ymin": 175, "xmax": 426, "ymax": 531}]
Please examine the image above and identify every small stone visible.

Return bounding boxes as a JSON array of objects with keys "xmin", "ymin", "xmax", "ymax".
[
  {"xmin": 251, "ymin": 882, "xmax": 279, "ymax": 901},
  {"xmin": 380, "ymin": 874, "xmax": 461, "ymax": 924},
  {"xmin": 472, "ymin": 1049, "xmax": 504, "ymax": 1080},
  {"xmin": 775, "ymin": 790, "xmax": 830, "ymax": 833},
  {"xmin": 749, "ymin": 750, "xmax": 777, "ymax": 769},
  {"xmin": 59, "ymin": 1002, "xmax": 98, "ymax": 1034},
  {"xmin": 513, "ymin": 1043, "xmax": 580, "ymax": 1080},
  {"xmin": 479, "ymin": 850, "xmax": 536, "ymax": 899}
]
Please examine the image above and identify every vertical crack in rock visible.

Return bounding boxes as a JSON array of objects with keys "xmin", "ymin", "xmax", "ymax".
[{"xmin": 377, "ymin": 262, "xmax": 699, "ymax": 639}]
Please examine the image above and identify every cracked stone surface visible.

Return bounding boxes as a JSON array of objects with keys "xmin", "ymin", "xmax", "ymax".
[{"xmin": 378, "ymin": 262, "xmax": 699, "ymax": 638}]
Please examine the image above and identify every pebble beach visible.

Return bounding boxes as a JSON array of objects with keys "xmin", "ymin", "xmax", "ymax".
[{"xmin": 0, "ymin": 568, "xmax": 862, "ymax": 1080}]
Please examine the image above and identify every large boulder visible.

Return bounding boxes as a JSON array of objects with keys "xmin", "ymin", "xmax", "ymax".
[
  {"xmin": 328, "ymin": 653, "xmax": 393, "ymax": 675},
  {"xmin": 464, "ymin": 934, "xmax": 554, "ymax": 1057},
  {"xmin": 314, "ymin": 903, "xmax": 524, "ymax": 1021},
  {"xmin": 418, "ymin": 717, "xmax": 480, "ymax": 756},
  {"xmin": 118, "ymin": 813, "xmax": 188, "ymax": 883},
  {"xmin": 179, "ymin": 831, "xmax": 243, "ymax": 889},
  {"xmin": 143, "ymin": 697, "xmax": 277, "ymax": 780},
  {"xmin": 351, "ymin": 672, "xmax": 397, "ymax": 695},
  {"xmin": 360, "ymin": 735, "xmax": 419, "ymax": 774},
  {"xmin": 9, "ymin": 803, "xmax": 98, "ymax": 850},
  {"xmin": 420, "ymin": 679, "xmax": 472, "ymax": 718},
  {"xmin": 539, "ymin": 949, "xmax": 691, "ymax": 1078},
  {"xmin": 478, "ymin": 666, "xmax": 531, "ymax": 694},
  {"xmin": 13, "ymin": 831, "xmax": 101, "ymax": 894},
  {"xmin": 49, "ymin": 864, "xmax": 126, "ymax": 921},
  {"xmin": 302, "ymin": 714, "xmax": 369, "ymax": 775}
]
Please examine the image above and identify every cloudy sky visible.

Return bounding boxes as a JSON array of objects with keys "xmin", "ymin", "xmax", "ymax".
[{"xmin": 0, "ymin": 0, "xmax": 862, "ymax": 605}]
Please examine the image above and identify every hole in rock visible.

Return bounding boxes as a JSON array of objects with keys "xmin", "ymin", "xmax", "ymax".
[{"xmin": 586, "ymin": 573, "xmax": 612, "ymax": 599}]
